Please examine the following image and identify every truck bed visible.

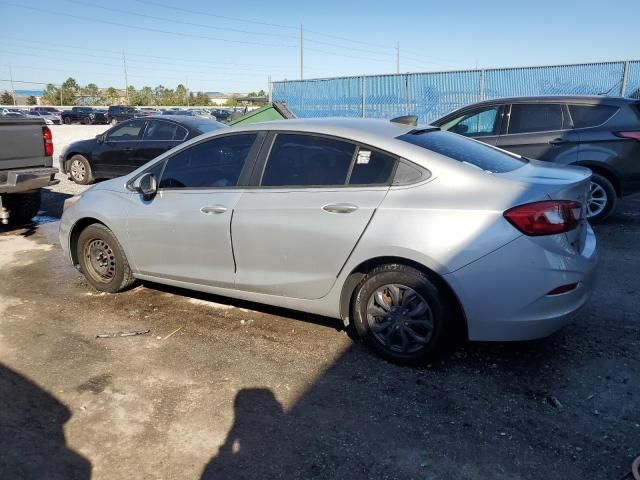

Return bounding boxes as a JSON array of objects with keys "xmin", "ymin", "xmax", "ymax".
[{"xmin": 0, "ymin": 117, "xmax": 53, "ymax": 170}]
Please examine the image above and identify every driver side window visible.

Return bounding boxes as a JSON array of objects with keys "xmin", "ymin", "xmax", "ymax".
[
  {"xmin": 106, "ymin": 120, "xmax": 146, "ymax": 141},
  {"xmin": 159, "ymin": 134, "xmax": 258, "ymax": 189},
  {"xmin": 441, "ymin": 107, "xmax": 500, "ymax": 137}
]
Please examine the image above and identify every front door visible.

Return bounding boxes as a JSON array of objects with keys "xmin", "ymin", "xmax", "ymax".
[
  {"xmin": 95, "ymin": 119, "xmax": 147, "ymax": 178},
  {"xmin": 125, "ymin": 132, "xmax": 261, "ymax": 287},
  {"xmin": 496, "ymin": 103, "xmax": 579, "ymax": 163},
  {"xmin": 232, "ymin": 133, "xmax": 397, "ymax": 300}
]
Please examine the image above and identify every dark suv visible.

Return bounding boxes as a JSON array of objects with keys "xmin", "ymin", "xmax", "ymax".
[
  {"xmin": 432, "ymin": 96, "xmax": 640, "ymax": 221},
  {"xmin": 106, "ymin": 106, "xmax": 139, "ymax": 125}
]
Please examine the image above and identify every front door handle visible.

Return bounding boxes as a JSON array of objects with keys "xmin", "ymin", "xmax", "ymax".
[
  {"xmin": 200, "ymin": 205, "xmax": 227, "ymax": 215},
  {"xmin": 549, "ymin": 138, "xmax": 567, "ymax": 146},
  {"xmin": 322, "ymin": 203, "xmax": 358, "ymax": 214}
]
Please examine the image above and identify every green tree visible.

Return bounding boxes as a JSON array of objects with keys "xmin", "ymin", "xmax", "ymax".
[
  {"xmin": 192, "ymin": 91, "xmax": 210, "ymax": 106},
  {"xmin": 175, "ymin": 84, "xmax": 188, "ymax": 105},
  {"xmin": 257, "ymin": 89, "xmax": 266, "ymax": 97},
  {"xmin": 41, "ymin": 84, "xmax": 61, "ymax": 106},
  {"xmin": 224, "ymin": 98, "xmax": 238, "ymax": 107},
  {"xmin": 82, "ymin": 83, "xmax": 103, "ymax": 105},
  {"xmin": 104, "ymin": 87, "xmax": 119, "ymax": 105},
  {"xmin": 26, "ymin": 95, "xmax": 38, "ymax": 106},
  {"xmin": 1, "ymin": 91, "xmax": 15, "ymax": 104}
]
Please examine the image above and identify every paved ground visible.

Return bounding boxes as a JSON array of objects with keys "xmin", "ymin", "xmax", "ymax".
[{"xmin": 0, "ymin": 171, "xmax": 638, "ymax": 479}]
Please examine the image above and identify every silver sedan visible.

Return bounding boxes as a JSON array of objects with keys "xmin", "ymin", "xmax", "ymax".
[{"xmin": 59, "ymin": 117, "xmax": 598, "ymax": 363}]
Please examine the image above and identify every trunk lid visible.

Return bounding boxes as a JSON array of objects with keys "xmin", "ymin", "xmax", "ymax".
[{"xmin": 500, "ymin": 159, "xmax": 591, "ymax": 253}]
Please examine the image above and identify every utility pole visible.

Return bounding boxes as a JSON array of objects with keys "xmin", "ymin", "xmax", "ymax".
[
  {"xmin": 396, "ymin": 42, "xmax": 400, "ymax": 74},
  {"xmin": 268, "ymin": 74, "xmax": 272, "ymax": 103},
  {"xmin": 122, "ymin": 50, "xmax": 129, "ymax": 105},
  {"xmin": 300, "ymin": 22, "xmax": 304, "ymax": 80},
  {"xmin": 186, "ymin": 76, "xmax": 189, "ymax": 107},
  {"xmin": 9, "ymin": 65, "xmax": 16, "ymax": 105}
]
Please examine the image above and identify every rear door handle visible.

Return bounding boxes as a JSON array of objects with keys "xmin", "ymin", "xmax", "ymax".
[
  {"xmin": 549, "ymin": 138, "xmax": 567, "ymax": 146},
  {"xmin": 322, "ymin": 203, "xmax": 358, "ymax": 214},
  {"xmin": 200, "ymin": 205, "xmax": 227, "ymax": 215}
]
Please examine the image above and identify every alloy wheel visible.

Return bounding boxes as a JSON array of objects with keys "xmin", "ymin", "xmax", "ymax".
[
  {"xmin": 70, "ymin": 159, "xmax": 86, "ymax": 182},
  {"xmin": 587, "ymin": 181, "xmax": 607, "ymax": 218},
  {"xmin": 366, "ymin": 284, "xmax": 434, "ymax": 354}
]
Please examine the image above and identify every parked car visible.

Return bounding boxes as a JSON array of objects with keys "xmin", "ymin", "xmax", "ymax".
[
  {"xmin": 106, "ymin": 106, "xmax": 140, "ymax": 125},
  {"xmin": 137, "ymin": 107, "xmax": 160, "ymax": 116},
  {"xmin": 1, "ymin": 108, "xmax": 25, "ymax": 117},
  {"xmin": 160, "ymin": 109, "xmax": 193, "ymax": 116},
  {"xmin": 61, "ymin": 107, "xmax": 107, "ymax": 125},
  {"xmin": 30, "ymin": 106, "xmax": 63, "ymax": 116},
  {"xmin": 211, "ymin": 109, "xmax": 232, "ymax": 122},
  {"xmin": 59, "ymin": 115, "xmax": 226, "ymax": 184},
  {"xmin": 28, "ymin": 110, "xmax": 62, "ymax": 125},
  {"xmin": 59, "ymin": 117, "xmax": 597, "ymax": 363},
  {"xmin": 0, "ymin": 117, "xmax": 58, "ymax": 225},
  {"xmin": 432, "ymin": 96, "xmax": 640, "ymax": 222}
]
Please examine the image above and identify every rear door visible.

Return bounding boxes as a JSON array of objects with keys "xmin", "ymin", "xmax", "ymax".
[
  {"xmin": 496, "ymin": 103, "xmax": 579, "ymax": 164},
  {"xmin": 232, "ymin": 132, "xmax": 397, "ymax": 299},
  {"xmin": 436, "ymin": 104, "xmax": 504, "ymax": 146},
  {"xmin": 94, "ymin": 119, "xmax": 147, "ymax": 177}
]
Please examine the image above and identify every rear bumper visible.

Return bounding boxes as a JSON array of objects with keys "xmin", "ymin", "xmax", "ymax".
[
  {"xmin": 444, "ymin": 226, "xmax": 598, "ymax": 341},
  {"xmin": 0, "ymin": 167, "xmax": 59, "ymax": 194}
]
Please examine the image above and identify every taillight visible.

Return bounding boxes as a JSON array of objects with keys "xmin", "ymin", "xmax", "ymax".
[
  {"xmin": 504, "ymin": 200, "xmax": 582, "ymax": 236},
  {"xmin": 42, "ymin": 126, "xmax": 53, "ymax": 157},
  {"xmin": 615, "ymin": 131, "xmax": 640, "ymax": 141}
]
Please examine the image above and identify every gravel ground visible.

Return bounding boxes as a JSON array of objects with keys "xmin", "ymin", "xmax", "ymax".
[{"xmin": 0, "ymin": 147, "xmax": 638, "ymax": 479}]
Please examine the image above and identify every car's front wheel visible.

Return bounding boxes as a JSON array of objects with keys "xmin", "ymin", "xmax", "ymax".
[
  {"xmin": 63, "ymin": 117, "xmax": 71, "ymax": 125},
  {"xmin": 587, "ymin": 173, "xmax": 617, "ymax": 223},
  {"xmin": 110, "ymin": 118, "xmax": 117, "ymax": 126},
  {"xmin": 77, "ymin": 223, "xmax": 136, "ymax": 293},
  {"xmin": 352, "ymin": 264, "xmax": 448, "ymax": 364},
  {"xmin": 69, "ymin": 155, "xmax": 94, "ymax": 185}
]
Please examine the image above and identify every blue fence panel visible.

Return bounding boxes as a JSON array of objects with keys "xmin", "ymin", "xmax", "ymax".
[
  {"xmin": 272, "ymin": 60, "xmax": 640, "ymax": 121},
  {"xmin": 625, "ymin": 61, "xmax": 640, "ymax": 98},
  {"xmin": 484, "ymin": 62, "xmax": 625, "ymax": 99},
  {"xmin": 272, "ymin": 77, "xmax": 362, "ymax": 118}
]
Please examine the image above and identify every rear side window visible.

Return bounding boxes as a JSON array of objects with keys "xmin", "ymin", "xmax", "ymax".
[
  {"xmin": 143, "ymin": 120, "xmax": 188, "ymax": 141},
  {"xmin": 159, "ymin": 134, "xmax": 257, "ymax": 188},
  {"xmin": 262, "ymin": 134, "xmax": 355, "ymax": 187},
  {"xmin": 508, "ymin": 104, "xmax": 564, "ymax": 133},
  {"xmin": 568, "ymin": 105, "xmax": 618, "ymax": 128},
  {"xmin": 397, "ymin": 130, "xmax": 526, "ymax": 173},
  {"xmin": 349, "ymin": 149, "xmax": 397, "ymax": 185}
]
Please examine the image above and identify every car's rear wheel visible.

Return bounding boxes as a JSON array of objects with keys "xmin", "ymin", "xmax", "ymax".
[
  {"xmin": 77, "ymin": 224, "xmax": 136, "ymax": 293},
  {"xmin": 63, "ymin": 117, "xmax": 71, "ymax": 125},
  {"xmin": 69, "ymin": 155, "xmax": 94, "ymax": 185},
  {"xmin": 587, "ymin": 173, "xmax": 617, "ymax": 223},
  {"xmin": 3, "ymin": 191, "xmax": 41, "ymax": 225},
  {"xmin": 81, "ymin": 117, "xmax": 91, "ymax": 125},
  {"xmin": 352, "ymin": 264, "xmax": 448, "ymax": 364}
]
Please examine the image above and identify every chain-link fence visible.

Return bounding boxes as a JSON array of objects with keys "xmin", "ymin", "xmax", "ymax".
[{"xmin": 272, "ymin": 60, "xmax": 640, "ymax": 123}]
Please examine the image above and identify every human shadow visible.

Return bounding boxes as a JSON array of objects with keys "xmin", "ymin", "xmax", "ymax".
[{"xmin": 0, "ymin": 363, "xmax": 91, "ymax": 480}]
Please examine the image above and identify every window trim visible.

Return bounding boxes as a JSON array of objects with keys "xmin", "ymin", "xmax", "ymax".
[
  {"xmin": 505, "ymin": 103, "xmax": 569, "ymax": 135},
  {"xmin": 255, "ymin": 131, "xmax": 400, "ymax": 189},
  {"xmin": 156, "ymin": 131, "xmax": 266, "ymax": 191}
]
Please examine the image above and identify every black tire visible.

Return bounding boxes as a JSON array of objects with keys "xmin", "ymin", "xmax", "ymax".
[
  {"xmin": 587, "ymin": 173, "xmax": 617, "ymax": 223},
  {"xmin": 63, "ymin": 117, "xmax": 71, "ymax": 125},
  {"xmin": 77, "ymin": 224, "xmax": 136, "ymax": 293},
  {"xmin": 3, "ymin": 191, "xmax": 41, "ymax": 225},
  {"xmin": 81, "ymin": 117, "xmax": 91, "ymax": 125},
  {"xmin": 68, "ymin": 154, "xmax": 94, "ymax": 185},
  {"xmin": 351, "ymin": 264, "xmax": 449, "ymax": 364}
]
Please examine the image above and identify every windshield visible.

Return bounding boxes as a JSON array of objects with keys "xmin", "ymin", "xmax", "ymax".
[{"xmin": 397, "ymin": 130, "xmax": 527, "ymax": 173}]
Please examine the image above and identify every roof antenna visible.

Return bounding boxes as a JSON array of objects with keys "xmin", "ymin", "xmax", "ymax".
[{"xmin": 390, "ymin": 115, "xmax": 418, "ymax": 126}]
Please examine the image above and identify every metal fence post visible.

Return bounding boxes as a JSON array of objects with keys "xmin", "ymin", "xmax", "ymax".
[
  {"xmin": 479, "ymin": 69, "xmax": 485, "ymax": 101},
  {"xmin": 361, "ymin": 76, "xmax": 366, "ymax": 118},
  {"xmin": 621, "ymin": 61, "xmax": 629, "ymax": 97}
]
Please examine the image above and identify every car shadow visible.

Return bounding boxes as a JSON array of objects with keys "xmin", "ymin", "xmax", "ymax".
[
  {"xmin": 0, "ymin": 190, "xmax": 72, "ymax": 237},
  {"xmin": 0, "ymin": 363, "xmax": 91, "ymax": 479}
]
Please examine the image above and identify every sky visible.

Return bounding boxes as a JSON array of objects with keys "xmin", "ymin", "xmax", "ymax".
[{"xmin": 0, "ymin": 0, "xmax": 638, "ymax": 94}]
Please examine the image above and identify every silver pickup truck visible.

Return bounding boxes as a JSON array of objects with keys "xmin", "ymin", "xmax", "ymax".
[{"xmin": 0, "ymin": 117, "xmax": 59, "ymax": 225}]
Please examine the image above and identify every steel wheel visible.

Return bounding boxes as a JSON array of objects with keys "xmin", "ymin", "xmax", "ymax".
[
  {"xmin": 70, "ymin": 159, "xmax": 86, "ymax": 183},
  {"xmin": 366, "ymin": 284, "xmax": 434, "ymax": 354},
  {"xmin": 587, "ymin": 180, "xmax": 607, "ymax": 218},
  {"xmin": 83, "ymin": 238, "xmax": 116, "ymax": 283}
]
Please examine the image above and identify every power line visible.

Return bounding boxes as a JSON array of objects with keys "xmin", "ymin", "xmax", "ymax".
[{"xmin": 0, "ymin": 2, "xmax": 298, "ymax": 48}]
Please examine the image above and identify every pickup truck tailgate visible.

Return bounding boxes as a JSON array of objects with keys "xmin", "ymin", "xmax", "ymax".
[{"xmin": 0, "ymin": 118, "xmax": 52, "ymax": 170}]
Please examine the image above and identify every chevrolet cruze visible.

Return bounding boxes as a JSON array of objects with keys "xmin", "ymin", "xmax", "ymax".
[{"xmin": 60, "ymin": 117, "xmax": 598, "ymax": 363}]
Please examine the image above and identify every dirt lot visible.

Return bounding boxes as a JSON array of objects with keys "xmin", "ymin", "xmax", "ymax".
[{"xmin": 0, "ymin": 163, "xmax": 639, "ymax": 479}]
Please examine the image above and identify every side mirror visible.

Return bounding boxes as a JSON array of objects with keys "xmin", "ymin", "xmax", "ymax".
[
  {"xmin": 451, "ymin": 123, "xmax": 469, "ymax": 134},
  {"xmin": 132, "ymin": 173, "xmax": 157, "ymax": 200}
]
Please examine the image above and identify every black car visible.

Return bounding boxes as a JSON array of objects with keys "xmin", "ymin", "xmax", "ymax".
[
  {"xmin": 61, "ymin": 107, "xmax": 108, "ymax": 125},
  {"xmin": 432, "ymin": 96, "xmax": 640, "ymax": 221},
  {"xmin": 59, "ymin": 116, "xmax": 226, "ymax": 184},
  {"xmin": 106, "ymin": 105, "xmax": 140, "ymax": 125}
]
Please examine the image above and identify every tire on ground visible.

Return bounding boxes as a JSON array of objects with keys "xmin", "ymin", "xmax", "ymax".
[
  {"xmin": 3, "ymin": 191, "xmax": 41, "ymax": 225},
  {"xmin": 69, "ymin": 154, "xmax": 94, "ymax": 185},
  {"xmin": 351, "ymin": 263, "xmax": 450, "ymax": 364},
  {"xmin": 77, "ymin": 223, "xmax": 136, "ymax": 293},
  {"xmin": 588, "ymin": 173, "xmax": 617, "ymax": 223}
]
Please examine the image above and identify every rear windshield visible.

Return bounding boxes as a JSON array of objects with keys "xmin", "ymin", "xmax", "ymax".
[{"xmin": 397, "ymin": 130, "xmax": 527, "ymax": 173}]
